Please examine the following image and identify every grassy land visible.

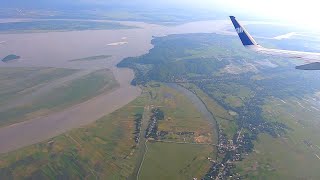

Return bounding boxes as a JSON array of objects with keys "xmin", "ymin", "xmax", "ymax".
[
  {"xmin": 236, "ymin": 133, "xmax": 320, "ymax": 180},
  {"xmin": 179, "ymin": 83, "xmax": 238, "ymax": 139},
  {"xmin": 235, "ymin": 98, "xmax": 320, "ymax": 179},
  {"xmin": 69, "ymin": 55, "xmax": 111, "ymax": 62},
  {"xmin": 0, "ymin": 96, "xmax": 146, "ymax": 179},
  {"xmin": 0, "ymin": 67, "xmax": 78, "ymax": 107},
  {"xmin": 0, "ymin": 82, "xmax": 216, "ymax": 179},
  {"xmin": 144, "ymin": 82, "xmax": 215, "ymax": 144},
  {"xmin": 0, "ymin": 68, "xmax": 118, "ymax": 127},
  {"xmin": 118, "ymin": 33, "xmax": 320, "ymax": 178},
  {"xmin": 137, "ymin": 83, "xmax": 215, "ymax": 179},
  {"xmin": 139, "ymin": 142, "xmax": 213, "ymax": 180}
]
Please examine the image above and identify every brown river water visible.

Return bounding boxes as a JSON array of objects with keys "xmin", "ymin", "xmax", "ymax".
[{"xmin": 0, "ymin": 19, "xmax": 232, "ymax": 153}]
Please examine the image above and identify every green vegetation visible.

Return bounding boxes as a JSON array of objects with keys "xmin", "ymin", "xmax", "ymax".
[
  {"xmin": 0, "ymin": 82, "xmax": 215, "ymax": 179},
  {"xmin": 0, "ymin": 67, "xmax": 77, "ymax": 107},
  {"xmin": 179, "ymin": 83, "xmax": 237, "ymax": 139},
  {"xmin": 0, "ymin": 97, "xmax": 145, "ymax": 179},
  {"xmin": 139, "ymin": 142, "xmax": 213, "ymax": 180},
  {"xmin": 118, "ymin": 34, "xmax": 234, "ymax": 84},
  {"xmin": 135, "ymin": 83, "xmax": 216, "ymax": 179},
  {"xmin": 0, "ymin": 68, "xmax": 118, "ymax": 127},
  {"xmin": 1, "ymin": 54, "xmax": 20, "ymax": 62},
  {"xmin": 2, "ymin": 32, "xmax": 320, "ymax": 179},
  {"xmin": 235, "ymin": 98, "xmax": 320, "ymax": 179},
  {"xmin": 0, "ymin": 20, "xmax": 136, "ymax": 33},
  {"xmin": 143, "ymin": 82, "xmax": 215, "ymax": 144},
  {"xmin": 118, "ymin": 33, "xmax": 320, "ymax": 178},
  {"xmin": 69, "ymin": 55, "xmax": 111, "ymax": 62},
  {"xmin": 236, "ymin": 133, "xmax": 320, "ymax": 179}
]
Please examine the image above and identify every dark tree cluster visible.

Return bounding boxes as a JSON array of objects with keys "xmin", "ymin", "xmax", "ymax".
[
  {"xmin": 151, "ymin": 108, "xmax": 164, "ymax": 120},
  {"xmin": 145, "ymin": 108, "xmax": 165, "ymax": 139},
  {"xmin": 133, "ymin": 113, "xmax": 142, "ymax": 143}
]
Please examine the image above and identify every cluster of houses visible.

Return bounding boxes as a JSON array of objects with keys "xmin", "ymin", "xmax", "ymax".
[
  {"xmin": 176, "ymin": 131, "xmax": 194, "ymax": 135},
  {"xmin": 145, "ymin": 108, "xmax": 164, "ymax": 139},
  {"xmin": 204, "ymin": 160, "xmax": 238, "ymax": 180},
  {"xmin": 204, "ymin": 128, "xmax": 254, "ymax": 179},
  {"xmin": 145, "ymin": 115, "xmax": 158, "ymax": 139}
]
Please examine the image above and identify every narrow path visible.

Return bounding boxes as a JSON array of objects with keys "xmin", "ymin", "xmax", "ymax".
[
  {"xmin": 128, "ymin": 104, "xmax": 150, "ymax": 180},
  {"xmin": 137, "ymin": 140, "xmax": 149, "ymax": 180}
]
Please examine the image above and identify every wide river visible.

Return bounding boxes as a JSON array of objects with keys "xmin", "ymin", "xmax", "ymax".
[{"xmin": 0, "ymin": 19, "xmax": 233, "ymax": 153}]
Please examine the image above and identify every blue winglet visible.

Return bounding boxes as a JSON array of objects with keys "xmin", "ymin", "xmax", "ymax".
[{"xmin": 229, "ymin": 16, "xmax": 258, "ymax": 46}]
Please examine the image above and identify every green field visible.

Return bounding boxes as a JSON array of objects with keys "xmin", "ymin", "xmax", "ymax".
[
  {"xmin": 0, "ymin": 68, "xmax": 118, "ymax": 127},
  {"xmin": 139, "ymin": 142, "xmax": 213, "ymax": 180},
  {"xmin": 236, "ymin": 133, "xmax": 320, "ymax": 180},
  {"xmin": 235, "ymin": 98, "xmax": 320, "ymax": 179},
  {"xmin": 179, "ymin": 83, "xmax": 238, "ymax": 139},
  {"xmin": 135, "ymin": 83, "xmax": 216, "ymax": 179},
  {"xmin": 144, "ymin": 83, "xmax": 215, "ymax": 144}
]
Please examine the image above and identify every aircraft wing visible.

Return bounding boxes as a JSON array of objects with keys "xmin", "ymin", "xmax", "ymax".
[{"xmin": 229, "ymin": 16, "xmax": 320, "ymax": 70}]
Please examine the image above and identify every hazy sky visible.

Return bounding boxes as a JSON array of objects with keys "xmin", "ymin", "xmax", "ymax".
[
  {"xmin": 126, "ymin": 0, "xmax": 319, "ymax": 30},
  {"xmin": 2, "ymin": 0, "xmax": 320, "ymax": 30},
  {"xmin": 87, "ymin": 0, "xmax": 320, "ymax": 29},
  {"xmin": 184, "ymin": 0, "xmax": 319, "ymax": 30}
]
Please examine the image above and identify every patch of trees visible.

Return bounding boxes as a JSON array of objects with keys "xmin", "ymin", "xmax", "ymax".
[
  {"xmin": 133, "ymin": 113, "xmax": 142, "ymax": 143},
  {"xmin": 151, "ymin": 108, "xmax": 164, "ymax": 120},
  {"xmin": 145, "ymin": 108, "xmax": 165, "ymax": 139},
  {"xmin": 117, "ymin": 34, "xmax": 230, "ymax": 85}
]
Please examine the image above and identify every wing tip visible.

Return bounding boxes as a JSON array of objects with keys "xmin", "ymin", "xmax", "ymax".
[
  {"xmin": 296, "ymin": 62, "xmax": 320, "ymax": 70},
  {"xmin": 229, "ymin": 16, "xmax": 258, "ymax": 46}
]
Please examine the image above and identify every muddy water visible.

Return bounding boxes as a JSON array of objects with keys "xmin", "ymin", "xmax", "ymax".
[
  {"xmin": 0, "ymin": 69, "xmax": 94, "ymax": 112},
  {"xmin": 0, "ymin": 20, "xmax": 231, "ymax": 153},
  {"xmin": 0, "ymin": 68, "xmax": 140, "ymax": 153}
]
